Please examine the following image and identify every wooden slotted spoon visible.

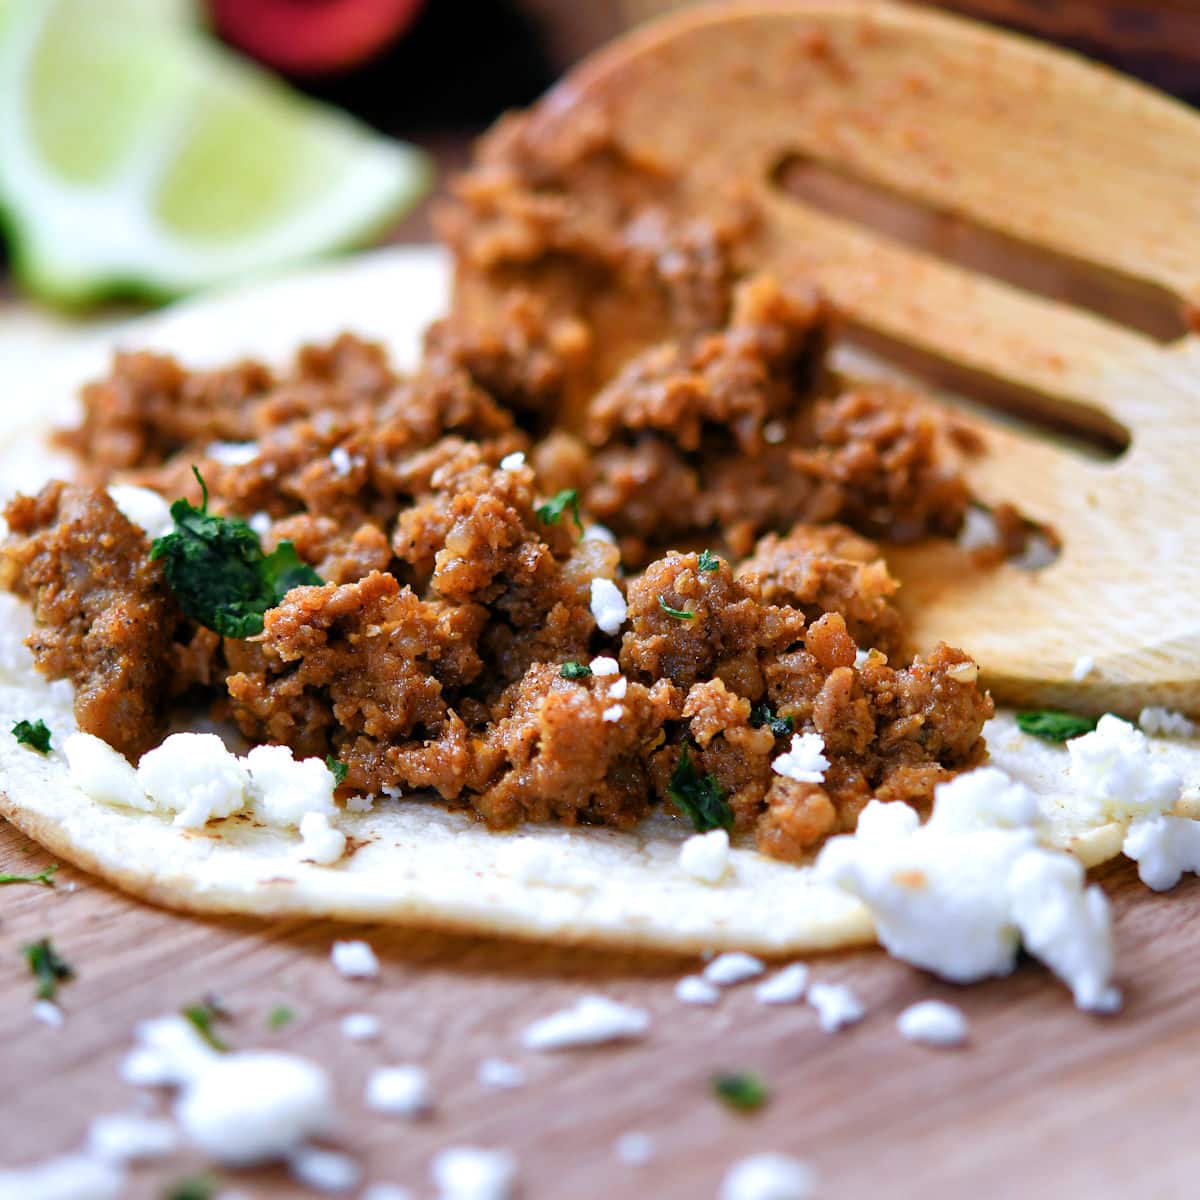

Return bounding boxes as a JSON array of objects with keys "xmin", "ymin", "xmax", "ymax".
[{"xmin": 462, "ymin": 0, "xmax": 1200, "ymax": 717}]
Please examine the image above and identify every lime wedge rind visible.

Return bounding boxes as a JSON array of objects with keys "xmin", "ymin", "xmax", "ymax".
[{"xmin": 0, "ymin": 0, "xmax": 431, "ymax": 305}]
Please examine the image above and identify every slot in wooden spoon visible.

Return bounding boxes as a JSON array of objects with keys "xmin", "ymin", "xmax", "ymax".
[{"xmin": 455, "ymin": 0, "xmax": 1200, "ymax": 716}]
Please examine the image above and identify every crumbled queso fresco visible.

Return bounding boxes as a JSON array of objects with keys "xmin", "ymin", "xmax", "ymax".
[
  {"xmin": 521, "ymin": 995, "xmax": 650, "ymax": 1050},
  {"xmin": 817, "ymin": 766, "xmax": 1121, "ymax": 1011},
  {"xmin": 64, "ymin": 730, "xmax": 347, "ymax": 864}
]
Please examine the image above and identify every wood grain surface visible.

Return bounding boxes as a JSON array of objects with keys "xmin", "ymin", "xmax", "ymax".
[{"xmin": 4, "ymin": 815, "xmax": 1200, "ymax": 1199}]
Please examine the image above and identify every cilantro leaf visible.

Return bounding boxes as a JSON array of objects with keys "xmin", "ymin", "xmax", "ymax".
[
  {"xmin": 560, "ymin": 661, "xmax": 592, "ymax": 680},
  {"xmin": 668, "ymin": 745, "xmax": 733, "ymax": 832},
  {"xmin": 658, "ymin": 595, "xmax": 695, "ymax": 621},
  {"xmin": 165, "ymin": 1173, "xmax": 222, "ymax": 1200},
  {"xmin": 325, "ymin": 756, "xmax": 348, "ymax": 787},
  {"xmin": 0, "ymin": 863, "xmax": 57, "ymax": 888},
  {"xmin": 1015, "ymin": 710, "xmax": 1099, "ymax": 742},
  {"xmin": 536, "ymin": 488, "xmax": 583, "ymax": 532},
  {"xmin": 151, "ymin": 468, "xmax": 322, "ymax": 638},
  {"xmin": 24, "ymin": 937, "xmax": 73, "ymax": 1000},
  {"xmin": 182, "ymin": 996, "xmax": 231, "ymax": 1052},
  {"xmin": 12, "ymin": 719, "xmax": 51, "ymax": 753},
  {"xmin": 749, "ymin": 701, "xmax": 794, "ymax": 739},
  {"xmin": 712, "ymin": 1071, "xmax": 768, "ymax": 1112},
  {"xmin": 267, "ymin": 1005, "xmax": 296, "ymax": 1031},
  {"xmin": 697, "ymin": 549, "xmax": 720, "ymax": 572}
]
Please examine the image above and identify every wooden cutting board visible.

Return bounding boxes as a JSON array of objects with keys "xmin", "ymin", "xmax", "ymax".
[{"xmin": 5, "ymin": 817, "xmax": 1200, "ymax": 1199}]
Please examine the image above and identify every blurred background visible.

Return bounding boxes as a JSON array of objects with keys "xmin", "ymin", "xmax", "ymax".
[{"xmin": 2, "ymin": 0, "xmax": 1199, "ymax": 310}]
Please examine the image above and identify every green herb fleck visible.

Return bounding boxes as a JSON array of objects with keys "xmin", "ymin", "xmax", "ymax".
[
  {"xmin": 697, "ymin": 549, "xmax": 721, "ymax": 572},
  {"xmin": 325, "ymin": 755, "xmax": 348, "ymax": 787},
  {"xmin": 24, "ymin": 937, "xmax": 73, "ymax": 1001},
  {"xmin": 658, "ymin": 595, "xmax": 695, "ymax": 621},
  {"xmin": 267, "ymin": 1005, "xmax": 296, "ymax": 1031},
  {"xmin": 1015, "ymin": 710, "xmax": 1099, "ymax": 743},
  {"xmin": 150, "ymin": 467, "xmax": 322, "ymax": 638},
  {"xmin": 668, "ymin": 745, "xmax": 733, "ymax": 832},
  {"xmin": 535, "ymin": 488, "xmax": 583, "ymax": 531},
  {"xmin": 12, "ymin": 719, "xmax": 51, "ymax": 753},
  {"xmin": 749, "ymin": 701, "xmax": 794, "ymax": 739},
  {"xmin": 712, "ymin": 1071, "xmax": 768, "ymax": 1112},
  {"xmin": 182, "ymin": 996, "xmax": 231, "ymax": 1052},
  {"xmin": 164, "ymin": 1173, "xmax": 221, "ymax": 1200},
  {"xmin": 560, "ymin": 661, "xmax": 592, "ymax": 680},
  {"xmin": 0, "ymin": 863, "xmax": 57, "ymax": 888}
]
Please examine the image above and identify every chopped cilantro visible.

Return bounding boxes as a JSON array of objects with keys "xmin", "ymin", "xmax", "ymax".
[
  {"xmin": 12, "ymin": 719, "xmax": 51, "ymax": 753},
  {"xmin": 150, "ymin": 467, "xmax": 322, "ymax": 638},
  {"xmin": 697, "ymin": 549, "xmax": 721, "ymax": 572},
  {"xmin": 658, "ymin": 595, "xmax": 695, "ymax": 621},
  {"xmin": 24, "ymin": 937, "xmax": 73, "ymax": 1001},
  {"xmin": 1015, "ymin": 709, "xmax": 1099, "ymax": 742},
  {"xmin": 560, "ymin": 661, "xmax": 592, "ymax": 680},
  {"xmin": 164, "ymin": 1173, "xmax": 221, "ymax": 1200},
  {"xmin": 325, "ymin": 755, "xmax": 348, "ymax": 787},
  {"xmin": 267, "ymin": 1005, "xmax": 296, "ymax": 1031},
  {"xmin": 535, "ymin": 488, "xmax": 583, "ymax": 531},
  {"xmin": 749, "ymin": 701, "xmax": 794, "ymax": 739},
  {"xmin": 182, "ymin": 996, "xmax": 231, "ymax": 1052},
  {"xmin": 668, "ymin": 745, "xmax": 733, "ymax": 832},
  {"xmin": 712, "ymin": 1071, "xmax": 768, "ymax": 1112},
  {"xmin": 0, "ymin": 863, "xmax": 57, "ymax": 888}
]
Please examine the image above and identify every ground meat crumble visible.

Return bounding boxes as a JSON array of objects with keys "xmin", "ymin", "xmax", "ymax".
[{"xmin": 1, "ymin": 109, "xmax": 1002, "ymax": 862}]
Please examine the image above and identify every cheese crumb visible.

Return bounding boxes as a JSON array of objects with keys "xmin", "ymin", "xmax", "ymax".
[
  {"xmin": 207, "ymin": 440, "xmax": 260, "ymax": 466},
  {"xmin": 754, "ymin": 964, "xmax": 809, "ymax": 1006},
  {"xmin": 1123, "ymin": 815, "xmax": 1200, "ymax": 891},
  {"xmin": 1067, "ymin": 714, "xmax": 1181, "ymax": 822},
  {"xmin": 87, "ymin": 1113, "xmax": 178, "ymax": 1163},
  {"xmin": 583, "ymin": 524, "xmax": 617, "ymax": 545},
  {"xmin": 1138, "ymin": 706, "xmax": 1197, "ymax": 738},
  {"xmin": 289, "ymin": 1146, "xmax": 361, "ymax": 1193},
  {"xmin": 331, "ymin": 940, "xmax": 379, "ymax": 979},
  {"xmin": 602, "ymin": 703, "xmax": 624, "ymax": 723},
  {"xmin": 521, "ymin": 995, "xmax": 650, "ymax": 1050},
  {"xmin": 817, "ymin": 769, "xmax": 1121, "ymax": 1012},
  {"xmin": 499, "ymin": 451, "xmax": 525, "ymax": 471},
  {"xmin": 175, "ymin": 1051, "xmax": 335, "ymax": 1165},
  {"xmin": 678, "ymin": 828, "xmax": 731, "ymax": 883},
  {"xmin": 33, "ymin": 1000, "xmax": 63, "ymax": 1028},
  {"xmin": 720, "ymin": 1153, "xmax": 817, "ymax": 1200},
  {"xmin": 675, "ymin": 975, "xmax": 721, "ymax": 1006},
  {"xmin": 609, "ymin": 676, "xmax": 628, "ymax": 700},
  {"xmin": 298, "ymin": 812, "xmax": 346, "ymax": 865},
  {"xmin": 362, "ymin": 1186, "xmax": 414, "ymax": 1200},
  {"xmin": 366, "ymin": 1065, "xmax": 433, "ymax": 1118},
  {"xmin": 430, "ymin": 1147, "xmax": 516, "ymax": 1200},
  {"xmin": 896, "ymin": 1000, "xmax": 968, "ymax": 1047},
  {"xmin": 477, "ymin": 1058, "xmax": 526, "ymax": 1090},
  {"xmin": 65, "ymin": 732, "xmax": 150, "ymax": 812},
  {"xmin": 807, "ymin": 981, "xmax": 864, "ymax": 1032},
  {"xmin": 330, "ymin": 446, "xmax": 353, "ymax": 477},
  {"xmin": 0, "ymin": 1155, "xmax": 125, "ymax": 1200},
  {"xmin": 244, "ymin": 744, "xmax": 337, "ymax": 826},
  {"xmin": 248, "ymin": 510, "xmax": 272, "ymax": 537},
  {"xmin": 771, "ymin": 732, "xmax": 830, "ymax": 784},
  {"xmin": 703, "ymin": 952, "xmax": 765, "ymax": 987},
  {"xmin": 614, "ymin": 1131, "xmax": 655, "ymax": 1167},
  {"xmin": 137, "ymin": 732, "xmax": 250, "ymax": 828},
  {"xmin": 1071, "ymin": 654, "xmax": 1096, "ymax": 681},
  {"xmin": 957, "ymin": 505, "xmax": 1000, "ymax": 552},
  {"xmin": 340, "ymin": 1012, "xmax": 381, "ymax": 1042},
  {"xmin": 590, "ymin": 578, "xmax": 627, "ymax": 635},
  {"xmin": 763, "ymin": 420, "xmax": 787, "ymax": 445},
  {"xmin": 107, "ymin": 485, "xmax": 174, "ymax": 541},
  {"xmin": 589, "ymin": 655, "xmax": 619, "ymax": 676},
  {"xmin": 121, "ymin": 1014, "xmax": 220, "ymax": 1087}
]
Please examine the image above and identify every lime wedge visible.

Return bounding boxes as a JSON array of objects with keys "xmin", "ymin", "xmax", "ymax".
[{"xmin": 0, "ymin": 0, "xmax": 430, "ymax": 304}]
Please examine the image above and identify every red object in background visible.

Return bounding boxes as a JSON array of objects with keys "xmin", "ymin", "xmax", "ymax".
[{"xmin": 209, "ymin": 0, "xmax": 425, "ymax": 76}]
